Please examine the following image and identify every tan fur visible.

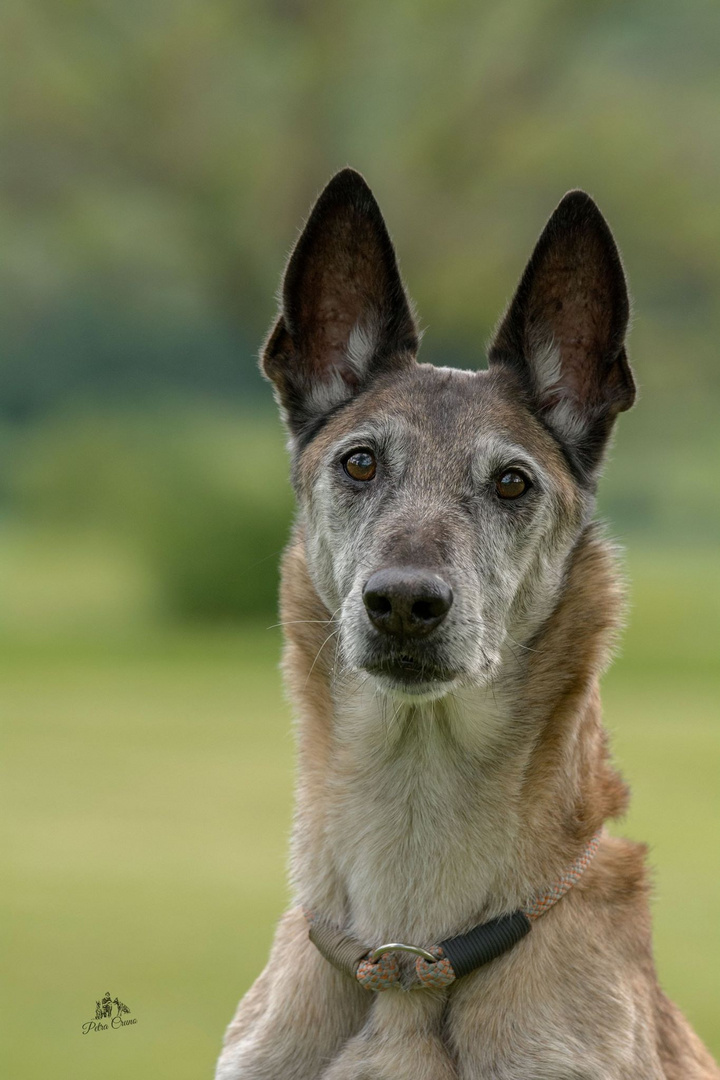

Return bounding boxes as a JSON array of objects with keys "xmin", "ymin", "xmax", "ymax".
[{"xmin": 217, "ymin": 529, "xmax": 718, "ymax": 1079}]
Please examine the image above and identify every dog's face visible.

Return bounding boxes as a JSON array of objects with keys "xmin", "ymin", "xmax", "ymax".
[{"xmin": 263, "ymin": 170, "xmax": 635, "ymax": 700}]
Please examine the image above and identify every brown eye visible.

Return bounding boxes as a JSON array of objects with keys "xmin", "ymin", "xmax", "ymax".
[
  {"xmin": 495, "ymin": 470, "xmax": 529, "ymax": 499},
  {"xmin": 344, "ymin": 450, "xmax": 377, "ymax": 482}
]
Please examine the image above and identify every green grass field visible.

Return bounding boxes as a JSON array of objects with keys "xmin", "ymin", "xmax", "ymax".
[{"xmin": 2, "ymin": 548, "xmax": 718, "ymax": 1077}]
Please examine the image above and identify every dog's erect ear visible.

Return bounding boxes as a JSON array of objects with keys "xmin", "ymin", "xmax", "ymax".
[
  {"xmin": 489, "ymin": 190, "xmax": 635, "ymax": 479},
  {"xmin": 262, "ymin": 168, "xmax": 418, "ymax": 438}
]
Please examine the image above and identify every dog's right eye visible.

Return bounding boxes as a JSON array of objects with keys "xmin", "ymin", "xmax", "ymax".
[
  {"xmin": 495, "ymin": 470, "xmax": 530, "ymax": 499},
  {"xmin": 343, "ymin": 450, "xmax": 377, "ymax": 482}
]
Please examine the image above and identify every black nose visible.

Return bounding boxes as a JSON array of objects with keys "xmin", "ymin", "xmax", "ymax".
[{"xmin": 363, "ymin": 568, "xmax": 453, "ymax": 638}]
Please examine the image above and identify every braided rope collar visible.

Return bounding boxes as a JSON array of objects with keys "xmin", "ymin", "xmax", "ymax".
[{"xmin": 305, "ymin": 830, "xmax": 601, "ymax": 991}]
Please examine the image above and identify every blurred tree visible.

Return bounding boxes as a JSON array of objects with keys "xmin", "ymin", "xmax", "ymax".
[
  {"xmin": 2, "ymin": 0, "xmax": 720, "ymax": 417},
  {"xmin": 7, "ymin": 406, "xmax": 295, "ymax": 619}
]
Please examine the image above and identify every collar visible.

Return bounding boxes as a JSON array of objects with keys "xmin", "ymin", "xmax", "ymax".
[{"xmin": 305, "ymin": 830, "xmax": 602, "ymax": 991}]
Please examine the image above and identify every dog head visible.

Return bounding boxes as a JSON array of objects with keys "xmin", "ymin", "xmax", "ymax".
[{"xmin": 263, "ymin": 169, "xmax": 634, "ymax": 700}]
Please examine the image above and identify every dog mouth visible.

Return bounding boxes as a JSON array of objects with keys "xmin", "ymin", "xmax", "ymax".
[{"xmin": 364, "ymin": 653, "xmax": 458, "ymax": 691}]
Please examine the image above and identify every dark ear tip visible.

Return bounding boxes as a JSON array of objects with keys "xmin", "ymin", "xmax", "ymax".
[
  {"xmin": 330, "ymin": 166, "xmax": 368, "ymax": 184},
  {"xmin": 553, "ymin": 189, "xmax": 612, "ymax": 231},
  {"xmin": 558, "ymin": 188, "xmax": 595, "ymax": 206},
  {"xmin": 318, "ymin": 167, "xmax": 374, "ymax": 206}
]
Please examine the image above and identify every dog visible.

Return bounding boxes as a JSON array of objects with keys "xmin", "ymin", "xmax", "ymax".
[{"xmin": 217, "ymin": 170, "xmax": 718, "ymax": 1079}]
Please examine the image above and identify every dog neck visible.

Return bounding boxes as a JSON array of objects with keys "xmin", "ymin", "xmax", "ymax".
[{"xmin": 279, "ymin": 525, "xmax": 628, "ymax": 947}]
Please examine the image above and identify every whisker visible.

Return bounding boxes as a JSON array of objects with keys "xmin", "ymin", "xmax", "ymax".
[
  {"xmin": 304, "ymin": 628, "xmax": 341, "ymax": 687},
  {"xmin": 267, "ymin": 619, "xmax": 336, "ymax": 630},
  {"xmin": 505, "ymin": 631, "xmax": 540, "ymax": 655}
]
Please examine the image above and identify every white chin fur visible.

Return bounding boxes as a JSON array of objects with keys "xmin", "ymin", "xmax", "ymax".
[{"xmin": 365, "ymin": 671, "xmax": 460, "ymax": 703}]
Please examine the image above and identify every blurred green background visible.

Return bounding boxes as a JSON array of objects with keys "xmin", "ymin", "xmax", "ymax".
[{"xmin": 2, "ymin": 1, "xmax": 719, "ymax": 1075}]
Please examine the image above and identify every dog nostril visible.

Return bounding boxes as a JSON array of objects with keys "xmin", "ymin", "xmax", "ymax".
[
  {"xmin": 411, "ymin": 598, "xmax": 444, "ymax": 623},
  {"xmin": 364, "ymin": 592, "xmax": 392, "ymax": 618}
]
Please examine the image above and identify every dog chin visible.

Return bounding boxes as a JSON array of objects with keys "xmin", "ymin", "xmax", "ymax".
[{"xmin": 365, "ymin": 670, "xmax": 460, "ymax": 703}]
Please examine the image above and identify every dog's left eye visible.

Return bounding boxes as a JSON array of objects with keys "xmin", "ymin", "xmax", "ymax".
[
  {"xmin": 495, "ymin": 470, "xmax": 530, "ymax": 499},
  {"xmin": 343, "ymin": 450, "xmax": 377, "ymax": 482}
]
